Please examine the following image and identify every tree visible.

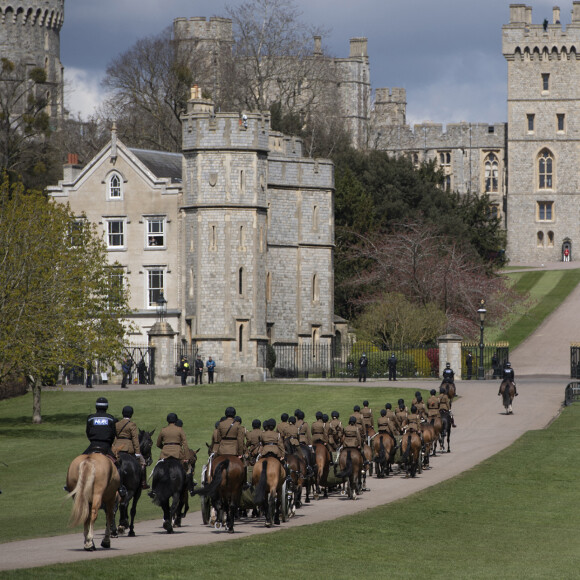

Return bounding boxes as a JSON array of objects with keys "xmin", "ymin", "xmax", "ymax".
[{"xmin": 0, "ymin": 175, "xmax": 130, "ymax": 422}]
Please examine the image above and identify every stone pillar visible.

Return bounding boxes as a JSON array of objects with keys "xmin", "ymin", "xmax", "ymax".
[
  {"xmin": 438, "ymin": 334, "xmax": 463, "ymax": 380},
  {"xmin": 148, "ymin": 321, "xmax": 177, "ymax": 385}
]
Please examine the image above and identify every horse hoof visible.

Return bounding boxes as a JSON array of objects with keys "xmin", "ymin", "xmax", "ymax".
[
  {"xmin": 110, "ymin": 532, "xmax": 118, "ymax": 539},
  {"xmin": 101, "ymin": 539, "xmax": 111, "ymax": 549},
  {"xmin": 163, "ymin": 521, "xmax": 173, "ymax": 533},
  {"xmin": 265, "ymin": 522, "xmax": 272, "ymax": 528},
  {"xmin": 128, "ymin": 530, "xmax": 135, "ymax": 538},
  {"xmin": 84, "ymin": 543, "xmax": 96, "ymax": 552},
  {"xmin": 228, "ymin": 527, "xmax": 235, "ymax": 534}
]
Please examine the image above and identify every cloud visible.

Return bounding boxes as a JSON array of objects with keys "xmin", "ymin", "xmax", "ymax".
[{"xmin": 63, "ymin": 68, "xmax": 108, "ymax": 119}]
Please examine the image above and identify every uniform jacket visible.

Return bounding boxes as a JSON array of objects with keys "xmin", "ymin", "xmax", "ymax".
[
  {"xmin": 342, "ymin": 424, "xmax": 362, "ymax": 448},
  {"xmin": 297, "ymin": 420, "xmax": 312, "ymax": 445},
  {"xmin": 157, "ymin": 424, "xmax": 189, "ymax": 460},
  {"xmin": 245, "ymin": 428, "xmax": 261, "ymax": 459},
  {"xmin": 285, "ymin": 423, "xmax": 300, "ymax": 447},
  {"xmin": 215, "ymin": 418, "xmax": 245, "ymax": 455},
  {"xmin": 328, "ymin": 419, "xmax": 343, "ymax": 449},
  {"xmin": 86, "ymin": 411, "xmax": 117, "ymax": 447},
  {"xmin": 112, "ymin": 418, "xmax": 141, "ymax": 455},
  {"xmin": 276, "ymin": 421, "xmax": 289, "ymax": 439},
  {"xmin": 259, "ymin": 430, "xmax": 285, "ymax": 459},
  {"xmin": 427, "ymin": 395, "xmax": 440, "ymax": 417},
  {"xmin": 311, "ymin": 419, "xmax": 327, "ymax": 444},
  {"xmin": 361, "ymin": 406, "xmax": 374, "ymax": 431},
  {"xmin": 438, "ymin": 393, "xmax": 450, "ymax": 412}
]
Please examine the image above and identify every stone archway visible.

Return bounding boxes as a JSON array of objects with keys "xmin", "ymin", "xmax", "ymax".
[{"xmin": 562, "ymin": 238, "xmax": 572, "ymax": 261}]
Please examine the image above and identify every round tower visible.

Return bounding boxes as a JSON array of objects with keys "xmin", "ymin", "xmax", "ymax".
[{"xmin": 0, "ymin": 1, "xmax": 65, "ymax": 125}]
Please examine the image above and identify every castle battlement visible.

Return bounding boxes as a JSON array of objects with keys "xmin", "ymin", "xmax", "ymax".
[
  {"xmin": 0, "ymin": 1, "xmax": 64, "ymax": 29},
  {"xmin": 173, "ymin": 15, "xmax": 233, "ymax": 43},
  {"xmin": 375, "ymin": 87, "xmax": 407, "ymax": 104}
]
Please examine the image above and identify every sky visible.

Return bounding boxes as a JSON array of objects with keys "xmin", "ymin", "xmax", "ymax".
[{"xmin": 61, "ymin": 0, "xmax": 562, "ymax": 126}]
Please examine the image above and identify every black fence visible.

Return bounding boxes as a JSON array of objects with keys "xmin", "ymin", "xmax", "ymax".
[
  {"xmin": 271, "ymin": 342, "xmax": 439, "ymax": 380},
  {"xmin": 570, "ymin": 345, "xmax": 580, "ymax": 378},
  {"xmin": 460, "ymin": 343, "xmax": 509, "ymax": 380},
  {"xmin": 122, "ymin": 346, "xmax": 155, "ymax": 385}
]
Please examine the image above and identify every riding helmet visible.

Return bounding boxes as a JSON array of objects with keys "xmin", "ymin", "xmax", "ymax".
[
  {"xmin": 353, "ymin": 405, "xmax": 360, "ymax": 412},
  {"xmin": 416, "ymin": 395, "xmax": 422, "ymax": 403},
  {"xmin": 506, "ymin": 361, "xmax": 511, "ymax": 368},
  {"xmin": 348, "ymin": 415, "xmax": 356, "ymax": 424},
  {"xmin": 430, "ymin": 389, "xmax": 436, "ymax": 395},
  {"xmin": 288, "ymin": 416, "xmax": 296, "ymax": 424},
  {"xmin": 225, "ymin": 407, "xmax": 236, "ymax": 418},
  {"xmin": 234, "ymin": 416, "xmax": 242, "ymax": 423},
  {"xmin": 175, "ymin": 419, "xmax": 183, "ymax": 428},
  {"xmin": 167, "ymin": 412, "xmax": 178, "ymax": 423},
  {"xmin": 252, "ymin": 419, "xmax": 261, "ymax": 429},
  {"xmin": 315, "ymin": 411, "xmax": 323, "ymax": 420},
  {"xmin": 281, "ymin": 413, "xmax": 289, "ymax": 422},
  {"xmin": 446, "ymin": 362, "xmax": 451, "ymax": 369},
  {"xmin": 363, "ymin": 400, "xmax": 369, "ymax": 407},
  {"xmin": 439, "ymin": 386, "xmax": 446, "ymax": 393},
  {"xmin": 380, "ymin": 409, "xmax": 387, "ymax": 416},
  {"xmin": 122, "ymin": 405, "xmax": 134, "ymax": 417},
  {"xmin": 297, "ymin": 410, "xmax": 305, "ymax": 420},
  {"xmin": 331, "ymin": 410, "xmax": 339, "ymax": 418},
  {"xmin": 415, "ymin": 391, "xmax": 421, "ymax": 398},
  {"xmin": 95, "ymin": 397, "xmax": 108, "ymax": 409},
  {"xmin": 294, "ymin": 409, "xmax": 301, "ymax": 417},
  {"xmin": 322, "ymin": 414, "xmax": 329, "ymax": 422},
  {"xmin": 385, "ymin": 403, "xmax": 392, "ymax": 409},
  {"xmin": 411, "ymin": 405, "xmax": 417, "ymax": 414}
]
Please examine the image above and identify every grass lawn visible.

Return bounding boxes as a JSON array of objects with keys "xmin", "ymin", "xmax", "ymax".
[
  {"xmin": 0, "ymin": 382, "xmax": 424, "ymax": 543},
  {"xmin": 5, "ymin": 396, "xmax": 580, "ymax": 579}
]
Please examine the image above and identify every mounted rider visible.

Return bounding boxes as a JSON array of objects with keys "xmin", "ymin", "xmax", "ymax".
[
  {"xmin": 342, "ymin": 416, "xmax": 362, "ymax": 452},
  {"xmin": 156, "ymin": 413, "xmax": 190, "ymax": 461},
  {"xmin": 295, "ymin": 409, "xmax": 312, "ymax": 446},
  {"xmin": 361, "ymin": 400, "xmax": 374, "ymax": 439},
  {"xmin": 244, "ymin": 419, "xmax": 262, "ymax": 464},
  {"xmin": 414, "ymin": 394, "xmax": 429, "ymax": 422},
  {"xmin": 499, "ymin": 361, "xmax": 518, "ymax": 397},
  {"xmin": 85, "ymin": 397, "xmax": 117, "ymax": 459},
  {"xmin": 285, "ymin": 415, "xmax": 300, "ymax": 452},
  {"xmin": 405, "ymin": 405, "xmax": 425, "ymax": 450},
  {"xmin": 277, "ymin": 413, "xmax": 290, "ymax": 439},
  {"xmin": 439, "ymin": 386, "xmax": 457, "ymax": 428},
  {"xmin": 112, "ymin": 405, "xmax": 149, "ymax": 489},
  {"xmin": 395, "ymin": 399, "xmax": 408, "ymax": 428},
  {"xmin": 328, "ymin": 411, "xmax": 343, "ymax": 452},
  {"xmin": 427, "ymin": 389, "xmax": 440, "ymax": 424},
  {"xmin": 215, "ymin": 407, "xmax": 245, "ymax": 456},
  {"xmin": 385, "ymin": 403, "xmax": 401, "ymax": 435},
  {"xmin": 377, "ymin": 408, "xmax": 397, "ymax": 445},
  {"xmin": 441, "ymin": 362, "xmax": 455, "ymax": 390},
  {"xmin": 311, "ymin": 411, "xmax": 328, "ymax": 445},
  {"xmin": 257, "ymin": 418, "xmax": 285, "ymax": 463}
]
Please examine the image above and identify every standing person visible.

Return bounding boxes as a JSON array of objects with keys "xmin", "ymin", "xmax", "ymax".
[
  {"xmin": 564, "ymin": 247, "xmax": 570, "ymax": 262},
  {"xmin": 466, "ymin": 352, "xmax": 473, "ymax": 380},
  {"xmin": 206, "ymin": 356, "xmax": 216, "ymax": 384},
  {"xmin": 388, "ymin": 353, "xmax": 398, "ymax": 381},
  {"xmin": 121, "ymin": 357, "xmax": 131, "ymax": 389},
  {"xmin": 492, "ymin": 352, "xmax": 499, "ymax": 379},
  {"xmin": 358, "ymin": 353, "xmax": 368, "ymax": 382},
  {"xmin": 85, "ymin": 361, "xmax": 93, "ymax": 389},
  {"xmin": 195, "ymin": 355, "xmax": 204, "ymax": 385},
  {"xmin": 137, "ymin": 359, "xmax": 148, "ymax": 384},
  {"xmin": 179, "ymin": 357, "xmax": 190, "ymax": 386}
]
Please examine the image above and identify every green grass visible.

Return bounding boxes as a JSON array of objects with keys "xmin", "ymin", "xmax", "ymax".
[
  {"xmin": 5, "ymin": 397, "xmax": 580, "ymax": 579},
  {"xmin": 0, "ymin": 382, "xmax": 423, "ymax": 544}
]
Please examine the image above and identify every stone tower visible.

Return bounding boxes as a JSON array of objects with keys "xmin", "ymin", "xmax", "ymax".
[
  {"xmin": 0, "ymin": 0, "xmax": 65, "ymax": 126},
  {"xmin": 181, "ymin": 88, "xmax": 269, "ymax": 382},
  {"xmin": 504, "ymin": 3, "xmax": 580, "ymax": 262}
]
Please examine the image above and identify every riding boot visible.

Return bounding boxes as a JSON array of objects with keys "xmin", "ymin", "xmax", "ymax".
[
  {"xmin": 451, "ymin": 413, "xmax": 457, "ymax": 428},
  {"xmin": 116, "ymin": 468, "xmax": 127, "ymax": 497}
]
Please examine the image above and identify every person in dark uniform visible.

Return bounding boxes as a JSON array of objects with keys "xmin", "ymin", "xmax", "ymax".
[
  {"xmin": 499, "ymin": 361, "xmax": 518, "ymax": 396},
  {"xmin": 441, "ymin": 362, "xmax": 455, "ymax": 386},
  {"xmin": 85, "ymin": 397, "xmax": 117, "ymax": 457},
  {"xmin": 194, "ymin": 355, "xmax": 204, "ymax": 385},
  {"xmin": 388, "ymin": 353, "xmax": 397, "ymax": 381},
  {"xmin": 466, "ymin": 352, "xmax": 473, "ymax": 380},
  {"xmin": 179, "ymin": 357, "xmax": 190, "ymax": 386},
  {"xmin": 358, "ymin": 353, "xmax": 368, "ymax": 382}
]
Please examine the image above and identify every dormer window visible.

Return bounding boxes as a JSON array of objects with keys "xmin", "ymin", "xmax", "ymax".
[{"xmin": 108, "ymin": 173, "xmax": 122, "ymax": 199}]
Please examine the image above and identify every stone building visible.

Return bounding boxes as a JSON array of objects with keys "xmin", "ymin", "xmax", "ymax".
[{"xmin": 0, "ymin": 0, "xmax": 65, "ymax": 127}]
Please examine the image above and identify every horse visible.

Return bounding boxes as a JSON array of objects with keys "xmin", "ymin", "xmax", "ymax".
[
  {"xmin": 149, "ymin": 456, "xmax": 187, "ymax": 533},
  {"xmin": 499, "ymin": 379, "xmax": 516, "ymax": 414},
  {"xmin": 312, "ymin": 443, "xmax": 331, "ymax": 499},
  {"xmin": 194, "ymin": 455, "xmax": 245, "ymax": 533},
  {"xmin": 336, "ymin": 447, "xmax": 363, "ymax": 499},
  {"xmin": 361, "ymin": 442, "xmax": 373, "ymax": 489},
  {"xmin": 420, "ymin": 422, "xmax": 437, "ymax": 468},
  {"xmin": 297, "ymin": 443, "xmax": 316, "ymax": 503},
  {"xmin": 285, "ymin": 453, "xmax": 306, "ymax": 512},
  {"xmin": 438, "ymin": 410, "xmax": 452, "ymax": 453},
  {"xmin": 373, "ymin": 433, "xmax": 396, "ymax": 478},
  {"xmin": 65, "ymin": 453, "xmax": 120, "ymax": 551},
  {"xmin": 253, "ymin": 455, "xmax": 286, "ymax": 527},
  {"xmin": 445, "ymin": 382, "xmax": 456, "ymax": 407},
  {"xmin": 400, "ymin": 431, "xmax": 422, "ymax": 478},
  {"xmin": 178, "ymin": 448, "xmax": 199, "ymax": 522},
  {"xmin": 112, "ymin": 429, "xmax": 154, "ymax": 538}
]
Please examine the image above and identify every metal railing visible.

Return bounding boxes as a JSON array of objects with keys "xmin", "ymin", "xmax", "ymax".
[{"xmin": 461, "ymin": 342, "xmax": 509, "ymax": 380}]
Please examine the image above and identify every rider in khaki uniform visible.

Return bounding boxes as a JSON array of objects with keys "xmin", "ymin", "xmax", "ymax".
[
  {"xmin": 395, "ymin": 399, "xmax": 408, "ymax": 429},
  {"xmin": 258, "ymin": 419, "xmax": 285, "ymax": 460},
  {"xmin": 215, "ymin": 407, "xmax": 245, "ymax": 456},
  {"xmin": 157, "ymin": 413, "xmax": 190, "ymax": 460},
  {"xmin": 414, "ymin": 394, "xmax": 429, "ymax": 422},
  {"xmin": 295, "ymin": 409, "xmax": 312, "ymax": 446},
  {"xmin": 112, "ymin": 405, "xmax": 149, "ymax": 489},
  {"xmin": 385, "ymin": 403, "xmax": 401, "ymax": 435},
  {"xmin": 361, "ymin": 400, "xmax": 374, "ymax": 436},
  {"xmin": 439, "ymin": 386, "xmax": 457, "ymax": 428},
  {"xmin": 427, "ymin": 389, "xmax": 440, "ymax": 424},
  {"xmin": 311, "ymin": 411, "xmax": 327, "ymax": 444},
  {"xmin": 245, "ymin": 419, "xmax": 262, "ymax": 464},
  {"xmin": 342, "ymin": 416, "xmax": 362, "ymax": 451},
  {"xmin": 352, "ymin": 405, "xmax": 364, "ymax": 437},
  {"xmin": 285, "ymin": 415, "xmax": 300, "ymax": 452},
  {"xmin": 277, "ymin": 413, "xmax": 290, "ymax": 439},
  {"xmin": 328, "ymin": 411, "xmax": 343, "ymax": 451}
]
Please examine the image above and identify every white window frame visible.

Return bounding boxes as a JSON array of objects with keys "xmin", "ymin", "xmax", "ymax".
[
  {"xmin": 146, "ymin": 216, "xmax": 166, "ymax": 248},
  {"xmin": 108, "ymin": 172, "xmax": 123, "ymax": 200},
  {"xmin": 145, "ymin": 267, "xmax": 166, "ymax": 309},
  {"xmin": 105, "ymin": 218, "xmax": 126, "ymax": 249}
]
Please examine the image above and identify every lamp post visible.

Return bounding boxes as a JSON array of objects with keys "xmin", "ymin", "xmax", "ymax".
[
  {"xmin": 156, "ymin": 293, "xmax": 167, "ymax": 323},
  {"xmin": 477, "ymin": 300, "xmax": 486, "ymax": 380}
]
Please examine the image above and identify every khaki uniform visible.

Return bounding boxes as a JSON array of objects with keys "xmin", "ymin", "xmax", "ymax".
[
  {"xmin": 210, "ymin": 427, "xmax": 220, "ymax": 454},
  {"xmin": 259, "ymin": 430, "xmax": 285, "ymax": 459},
  {"xmin": 385, "ymin": 409, "xmax": 401, "ymax": 434},
  {"xmin": 361, "ymin": 406, "xmax": 374, "ymax": 433},
  {"xmin": 297, "ymin": 420, "xmax": 312, "ymax": 445},
  {"xmin": 427, "ymin": 395, "xmax": 440, "ymax": 421},
  {"xmin": 377, "ymin": 415, "xmax": 392, "ymax": 434},
  {"xmin": 395, "ymin": 408, "xmax": 408, "ymax": 428},
  {"xmin": 328, "ymin": 419, "xmax": 343, "ymax": 450},
  {"xmin": 415, "ymin": 401, "xmax": 428, "ymax": 421},
  {"xmin": 352, "ymin": 410, "xmax": 364, "ymax": 437},
  {"xmin": 405, "ymin": 412, "xmax": 421, "ymax": 433},
  {"xmin": 276, "ymin": 421, "xmax": 289, "ymax": 439},
  {"xmin": 245, "ymin": 428, "xmax": 261, "ymax": 461},
  {"xmin": 112, "ymin": 418, "xmax": 141, "ymax": 455},
  {"xmin": 157, "ymin": 424, "xmax": 189, "ymax": 460},
  {"xmin": 439, "ymin": 393, "xmax": 450, "ymax": 412},
  {"xmin": 285, "ymin": 422, "xmax": 300, "ymax": 448},
  {"xmin": 311, "ymin": 419, "xmax": 327, "ymax": 444},
  {"xmin": 342, "ymin": 423, "xmax": 362, "ymax": 448},
  {"xmin": 215, "ymin": 417, "xmax": 245, "ymax": 455}
]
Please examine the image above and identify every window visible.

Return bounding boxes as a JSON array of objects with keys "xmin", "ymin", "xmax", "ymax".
[
  {"xmin": 527, "ymin": 114, "xmax": 535, "ymax": 132},
  {"xmin": 106, "ymin": 219, "xmax": 125, "ymax": 248},
  {"xmin": 557, "ymin": 114, "xmax": 565, "ymax": 132},
  {"xmin": 107, "ymin": 266, "xmax": 125, "ymax": 309},
  {"xmin": 69, "ymin": 219, "xmax": 85, "ymax": 247},
  {"xmin": 147, "ymin": 217, "xmax": 165, "ymax": 247},
  {"xmin": 312, "ymin": 205, "xmax": 319, "ymax": 232},
  {"xmin": 238, "ymin": 267, "xmax": 244, "ymax": 295},
  {"xmin": 312, "ymin": 274, "xmax": 319, "ymax": 302},
  {"xmin": 537, "ymin": 201, "xmax": 553, "ymax": 222},
  {"xmin": 266, "ymin": 272, "xmax": 271, "ymax": 302},
  {"xmin": 542, "ymin": 73, "xmax": 550, "ymax": 91},
  {"xmin": 108, "ymin": 173, "xmax": 122, "ymax": 199},
  {"xmin": 147, "ymin": 268, "xmax": 165, "ymax": 308},
  {"xmin": 548, "ymin": 231, "xmax": 554, "ymax": 247},
  {"xmin": 537, "ymin": 231, "xmax": 544, "ymax": 247},
  {"xmin": 439, "ymin": 151, "xmax": 451, "ymax": 166},
  {"xmin": 484, "ymin": 153, "xmax": 499, "ymax": 193},
  {"xmin": 238, "ymin": 323, "xmax": 244, "ymax": 352},
  {"xmin": 538, "ymin": 150, "xmax": 553, "ymax": 189},
  {"xmin": 443, "ymin": 175, "xmax": 451, "ymax": 191},
  {"xmin": 489, "ymin": 205, "xmax": 499, "ymax": 220}
]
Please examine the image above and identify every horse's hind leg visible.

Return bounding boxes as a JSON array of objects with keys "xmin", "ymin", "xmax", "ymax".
[
  {"xmin": 101, "ymin": 500, "xmax": 115, "ymax": 549},
  {"xmin": 162, "ymin": 501, "xmax": 173, "ymax": 533}
]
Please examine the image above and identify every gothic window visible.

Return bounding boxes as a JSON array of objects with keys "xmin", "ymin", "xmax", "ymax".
[
  {"xmin": 548, "ymin": 231, "xmax": 555, "ymax": 247},
  {"xmin": 146, "ymin": 217, "xmax": 165, "ymax": 248},
  {"xmin": 312, "ymin": 205, "xmax": 319, "ymax": 232},
  {"xmin": 108, "ymin": 173, "xmax": 122, "ymax": 199},
  {"xmin": 209, "ymin": 224, "xmax": 217, "ymax": 251},
  {"xmin": 537, "ymin": 231, "xmax": 544, "ymax": 247},
  {"xmin": 266, "ymin": 272, "xmax": 272, "ymax": 302},
  {"xmin": 537, "ymin": 201, "xmax": 554, "ymax": 222},
  {"xmin": 542, "ymin": 73, "xmax": 550, "ymax": 91},
  {"xmin": 439, "ymin": 151, "xmax": 451, "ymax": 166},
  {"xmin": 239, "ymin": 225, "xmax": 245, "ymax": 249},
  {"xmin": 443, "ymin": 175, "xmax": 451, "ymax": 191},
  {"xmin": 146, "ymin": 268, "xmax": 165, "ymax": 308},
  {"xmin": 239, "ymin": 267, "xmax": 244, "ymax": 295},
  {"xmin": 527, "ymin": 114, "xmax": 535, "ymax": 132},
  {"xmin": 312, "ymin": 274, "xmax": 319, "ymax": 302},
  {"xmin": 538, "ymin": 150, "xmax": 554, "ymax": 189},
  {"xmin": 484, "ymin": 153, "xmax": 499, "ymax": 193},
  {"xmin": 238, "ymin": 323, "xmax": 244, "ymax": 352},
  {"xmin": 557, "ymin": 114, "xmax": 565, "ymax": 132},
  {"xmin": 106, "ymin": 219, "xmax": 125, "ymax": 248}
]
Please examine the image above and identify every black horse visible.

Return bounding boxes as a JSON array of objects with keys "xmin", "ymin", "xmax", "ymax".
[
  {"xmin": 439, "ymin": 410, "xmax": 452, "ymax": 453},
  {"xmin": 150, "ymin": 456, "xmax": 187, "ymax": 533}
]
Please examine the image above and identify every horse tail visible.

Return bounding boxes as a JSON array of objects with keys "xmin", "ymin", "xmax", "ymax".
[
  {"xmin": 378, "ymin": 437, "xmax": 387, "ymax": 464},
  {"xmin": 254, "ymin": 460, "xmax": 269, "ymax": 505},
  {"xmin": 336, "ymin": 449, "xmax": 353, "ymax": 479},
  {"xmin": 194, "ymin": 459, "xmax": 229, "ymax": 502},
  {"xmin": 68, "ymin": 458, "xmax": 94, "ymax": 527},
  {"xmin": 401, "ymin": 435, "xmax": 412, "ymax": 462}
]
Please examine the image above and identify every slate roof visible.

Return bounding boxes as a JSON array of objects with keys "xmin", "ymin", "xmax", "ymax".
[{"xmin": 129, "ymin": 148, "xmax": 183, "ymax": 183}]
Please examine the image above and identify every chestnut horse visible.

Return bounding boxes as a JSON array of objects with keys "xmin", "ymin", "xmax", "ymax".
[
  {"xmin": 195, "ymin": 455, "xmax": 245, "ymax": 533},
  {"xmin": 285, "ymin": 453, "xmax": 306, "ymax": 512},
  {"xmin": 373, "ymin": 433, "xmax": 396, "ymax": 478},
  {"xmin": 312, "ymin": 443, "xmax": 331, "ymax": 499},
  {"xmin": 336, "ymin": 448, "xmax": 363, "ymax": 499},
  {"xmin": 420, "ymin": 423, "xmax": 437, "ymax": 468},
  {"xmin": 400, "ymin": 431, "xmax": 422, "ymax": 477},
  {"xmin": 445, "ymin": 382, "xmax": 456, "ymax": 407},
  {"xmin": 253, "ymin": 456, "xmax": 286, "ymax": 527},
  {"xmin": 66, "ymin": 453, "xmax": 120, "ymax": 551},
  {"xmin": 499, "ymin": 380, "xmax": 516, "ymax": 414}
]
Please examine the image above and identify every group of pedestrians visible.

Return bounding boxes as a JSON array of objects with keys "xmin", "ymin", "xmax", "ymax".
[{"xmin": 178, "ymin": 355, "xmax": 216, "ymax": 386}]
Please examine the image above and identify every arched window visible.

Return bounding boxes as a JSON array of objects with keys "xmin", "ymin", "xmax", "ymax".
[
  {"xmin": 312, "ymin": 205, "xmax": 319, "ymax": 231},
  {"xmin": 312, "ymin": 274, "xmax": 319, "ymax": 302},
  {"xmin": 548, "ymin": 231, "xmax": 555, "ymax": 247},
  {"xmin": 537, "ymin": 231, "xmax": 544, "ymax": 247},
  {"xmin": 266, "ymin": 272, "xmax": 271, "ymax": 302},
  {"xmin": 238, "ymin": 324, "xmax": 244, "ymax": 352},
  {"xmin": 238, "ymin": 267, "xmax": 244, "ymax": 295},
  {"xmin": 538, "ymin": 149, "xmax": 553, "ymax": 189},
  {"xmin": 484, "ymin": 153, "xmax": 499, "ymax": 193},
  {"xmin": 108, "ymin": 173, "xmax": 122, "ymax": 198}
]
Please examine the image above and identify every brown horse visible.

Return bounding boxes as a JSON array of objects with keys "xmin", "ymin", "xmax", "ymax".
[
  {"xmin": 253, "ymin": 455, "xmax": 286, "ymax": 527},
  {"xmin": 336, "ymin": 447, "xmax": 363, "ymax": 499},
  {"xmin": 420, "ymin": 423, "xmax": 437, "ymax": 468},
  {"xmin": 400, "ymin": 431, "xmax": 422, "ymax": 477},
  {"xmin": 195, "ymin": 455, "xmax": 245, "ymax": 533},
  {"xmin": 373, "ymin": 433, "xmax": 396, "ymax": 478},
  {"xmin": 499, "ymin": 380, "xmax": 516, "ymax": 414},
  {"xmin": 312, "ymin": 443, "xmax": 331, "ymax": 499},
  {"xmin": 285, "ymin": 453, "xmax": 306, "ymax": 512},
  {"xmin": 66, "ymin": 453, "xmax": 120, "ymax": 551},
  {"xmin": 445, "ymin": 382, "xmax": 456, "ymax": 407}
]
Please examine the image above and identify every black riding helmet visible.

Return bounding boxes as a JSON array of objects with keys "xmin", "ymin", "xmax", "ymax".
[
  {"xmin": 167, "ymin": 412, "xmax": 178, "ymax": 423},
  {"xmin": 225, "ymin": 407, "xmax": 236, "ymax": 418},
  {"xmin": 122, "ymin": 405, "xmax": 134, "ymax": 417},
  {"xmin": 411, "ymin": 405, "xmax": 417, "ymax": 413},
  {"xmin": 322, "ymin": 413, "xmax": 329, "ymax": 422},
  {"xmin": 380, "ymin": 408, "xmax": 386, "ymax": 416},
  {"xmin": 297, "ymin": 410, "xmax": 305, "ymax": 420},
  {"xmin": 331, "ymin": 410, "xmax": 339, "ymax": 418},
  {"xmin": 440, "ymin": 386, "xmax": 446, "ymax": 393},
  {"xmin": 363, "ymin": 400, "xmax": 369, "ymax": 406},
  {"xmin": 281, "ymin": 413, "xmax": 289, "ymax": 422},
  {"xmin": 430, "ymin": 389, "xmax": 436, "ymax": 395},
  {"xmin": 234, "ymin": 416, "xmax": 242, "ymax": 423},
  {"xmin": 385, "ymin": 403, "xmax": 392, "ymax": 409},
  {"xmin": 415, "ymin": 391, "xmax": 421, "ymax": 398},
  {"xmin": 95, "ymin": 397, "xmax": 108, "ymax": 410},
  {"xmin": 315, "ymin": 411, "xmax": 323, "ymax": 420},
  {"xmin": 353, "ymin": 405, "xmax": 360, "ymax": 412},
  {"xmin": 252, "ymin": 419, "xmax": 261, "ymax": 429},
  {"xmin": 348, "ymin": 416, "xmax": 356, "ymax": 424},
  {"xmin": 294, "ymin": 409, "xmax": 301, "ymax": 417},
  {"xmin": 288, "ymin": 416, "xmax": 296, "ymax": 424},
  {"xmin": 175, "ymin": 419, "xmax": 183, "ymax": 427}
]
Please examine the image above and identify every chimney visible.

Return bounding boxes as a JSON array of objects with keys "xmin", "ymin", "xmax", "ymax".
[
  {"xmin": 553, "ymin": 6, "xmax": 560, "ymax": 24},
  {"xmin": 313, "ymin": 35, "xmax": 322, "ymax": 56},
  {"xmin": 63, "ymin": 153, "xmax": 82, "ymax": 182}
]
